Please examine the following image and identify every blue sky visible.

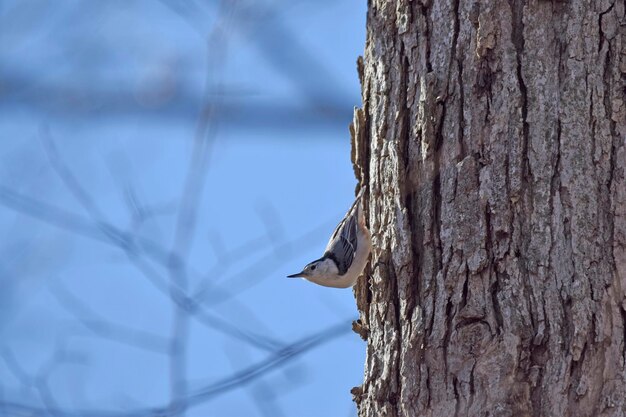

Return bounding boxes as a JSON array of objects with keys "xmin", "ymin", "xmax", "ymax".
[{"xmin": 0, "ymin": 1, "xmax": 367, "ymax": 416}]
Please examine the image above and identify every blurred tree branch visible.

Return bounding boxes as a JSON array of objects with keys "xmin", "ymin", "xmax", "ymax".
[
  {"xmin": 0, "ymin": 0, "xmax": 361, "ymax": 416},
  {"xmin": 0, "ymin": 320, "xmax": 351, "ymax": 417}
]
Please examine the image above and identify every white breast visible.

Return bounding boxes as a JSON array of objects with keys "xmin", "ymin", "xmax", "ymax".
[{"xmin": 307, "ymin": 226, "xmax": 371, "ymax": 289}]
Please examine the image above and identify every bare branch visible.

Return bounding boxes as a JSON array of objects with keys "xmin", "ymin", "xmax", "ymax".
[
  {"xmin": 50, "ymin": 281, "xmax": 170, "ymax": 354},
  {"xmin": 0, "ymin": 320, "xmax": 352, "ymax": 417},
  {"xmin": 0, "ymin": 185, "xmax": 296, "ymax": 353}
]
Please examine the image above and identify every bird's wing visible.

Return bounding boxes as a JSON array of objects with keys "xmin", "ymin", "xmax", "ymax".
[{"xmin": 324, "ymin": 197, "xmax": 361, "ymax": 275}]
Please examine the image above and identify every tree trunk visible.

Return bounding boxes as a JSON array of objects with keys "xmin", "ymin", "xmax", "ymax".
[{"xmin": 350, "ymin": 1, "xmax": 626, "ymax": 416}]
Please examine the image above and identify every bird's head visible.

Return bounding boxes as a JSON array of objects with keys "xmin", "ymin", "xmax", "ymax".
[{"xmin": 287, "ymin": 256, "xmax": 338, "ymax": 281}]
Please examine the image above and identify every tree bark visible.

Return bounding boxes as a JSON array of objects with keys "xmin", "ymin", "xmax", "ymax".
[{"xmin": 350, "ymin": 1, "xmax": 626, "ymax": 416}]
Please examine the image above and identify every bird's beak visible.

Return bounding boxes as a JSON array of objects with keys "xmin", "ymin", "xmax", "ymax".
[{"xmin": 287, "ymin": 272, "xmax": 304, "ymax": 278}]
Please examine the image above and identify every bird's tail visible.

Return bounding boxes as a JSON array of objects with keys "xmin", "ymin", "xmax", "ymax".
[{"xmin": 353, "ymin": 186, "xmax": 368, "ymax": 227}]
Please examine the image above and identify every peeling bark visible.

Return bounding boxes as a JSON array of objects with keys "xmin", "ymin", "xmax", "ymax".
[{"xmin": 350, "ymin": 1, "xmax": 626, "ymax": 416}]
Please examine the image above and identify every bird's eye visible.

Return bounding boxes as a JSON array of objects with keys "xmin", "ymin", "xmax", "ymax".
[{"xmin": 310, "ymin": 265, "xmax": 316, "ymax": 271}]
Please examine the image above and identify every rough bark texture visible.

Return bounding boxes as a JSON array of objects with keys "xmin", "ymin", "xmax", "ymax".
[{"xmin": 350, "ymin": 1, "xmax": 626, "ymax": 416}]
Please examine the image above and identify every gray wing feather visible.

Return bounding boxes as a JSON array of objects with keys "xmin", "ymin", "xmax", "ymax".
[{"xmin": 325, "ymin": 200, "xmax": 360, "ymax": 275}]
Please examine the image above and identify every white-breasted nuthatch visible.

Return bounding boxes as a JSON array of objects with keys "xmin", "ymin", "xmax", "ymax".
[{"xmin": 287, "ymin": 189, "xmax": 371, "ymax": 288}]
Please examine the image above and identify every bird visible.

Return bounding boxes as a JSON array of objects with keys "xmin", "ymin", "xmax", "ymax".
[{"xmin": 287, "ymin": 188, "xmax": 371, "ymax": 288}]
